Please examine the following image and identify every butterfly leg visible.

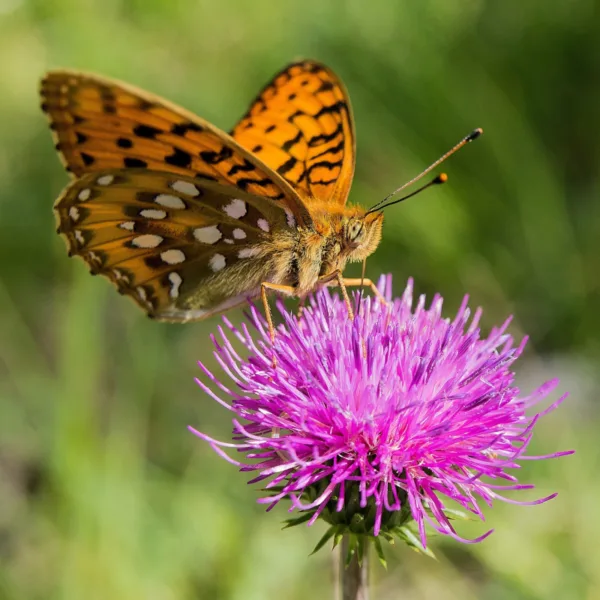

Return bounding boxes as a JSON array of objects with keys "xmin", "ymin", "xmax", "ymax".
[
  {"xmin": 260, "ymin": 282, "xmax": 297, "ymax": 343},
  {"xmin": 338, "ymin": 278, "xmax": 386, "ymax": 303},
  {"xmin": 316, "ymin": 270, "xmax": 354, "ymax": 320}
]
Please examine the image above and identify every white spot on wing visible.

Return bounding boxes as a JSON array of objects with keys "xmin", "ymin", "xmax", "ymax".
[
  {"xmin": 131, "ymin": 234, "xmax": 163, "ymax": 248},
  {"xmin": 171, "ymin": 180, "xmax": 200, "ymax": 197},
  {"xmin": 155, "ymin": 194, "xmax": 186, "ymax": 209},
  {"xmin": 78, "ymin": 188, "xmax": 91, "ymax": 201},
  {"xmin": 285, "ymin": 208, "xmax": 296, "ymax": 228},
  {"xmin": 193, "ymin": 226, "xmax": 222, "ymax": 244},
  {"xmin": 232, "ymin": 228, "xmax": 246, "ymax": 239},
  {"xmin": 224, "ymin": 238, "xmax": 234, "ymax": 244},
  {"xmin": 112, "ymin": 269, "xmax": 129, "ymax": 283},
  {"xmin": 140, "ymin": 209, "xmax": 167, "ymax": 220},
  {"xmin": 257, "ymin": 218, "xmax": 270, "ymax": 232},
  {"xmin": 119, "ymin": 221, "xmax": 135, "ymax": 231},
  {"xmin": 238, "ymin": 247, "xmax": 260, "ymax": 259},
  {"xmin": 160, "ymin": 249, "xmax": 186, "ymax": 264},
  {"xmin": 74, "ymin": 230, "xmax": 85, "ymax": 245},
  {"xmin": 209, "ymin": 253, "xmax": 226, "ymax": 272},
  {"xmin": 97, "ymin": 175, "xmax": 114, "ymax": 186},
  {"xmin": 223, "ymin": 199, "xmax": 247, "ymax": 219},
  {"xmin": 168, "ymin": 272, "xmax": 183, "ymax": 298},
  {"xmin": 137, "ymin": 286, "xmax": 147, "ymax": 301},
  {"xmin": 69, "ymin": 206, "xmax": 80, "ymax": 222}
]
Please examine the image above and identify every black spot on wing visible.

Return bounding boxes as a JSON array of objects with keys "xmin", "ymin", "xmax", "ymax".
[
  {"xmin": 277, "ymin": 156, "xmax": 298, "ymax": 176},
  {"xmin": 227, "ymin": 159, "xmax": 256, "ymax": 177},
  {"xmin": 137, "ymin": 99, "xmax": 156, "ymax": 111},
  {"xmin": 311, "ymin": 140, "xmax": 345, "ymax": 160},
  {"xmin": 124, "ymin": 157, "xmax": 148, "ymax": 168},
  {"xmin": 314, "ymin": 101, "xmax": 347, "ymax": 119},
  {"xmin": 287, "ymin": 109, "xmax": 305, "ymax": 123},
  {"xmin": 134, "ymin": 192, "xmax": 155, "ymax": 204},
  {"xmin": 308, "ymin": 124, "xmax": 343, "ymax": 147},
  {"xmin": 316, "ymin": 80, "xmax": 334, "ymax": 93},
  {"xmin": 144, "ymin": 255, "xmax": 165, "ymax": 269},
  {"xmin": 235, "ymin": 177, "xmax": 274, "ymax": 192},
  {"xmin": 117, "ymin": 137, "xmax": 133, "ymax": 148},
  {"xmin": 307, "ymin": 160, "xmax": 343, "ymax": 175},
  {"xmin": 199, "ymin": 146, "xmax": 234, "ymax": 165},
  {"xmin": 310, "ymin": 177, "xmax": 338, "ymax": 186},
  {"xmin": 306, "ymin": 63, "xmax": 324, "ymax": 73},
  {"xmin": 80, "ymin": 152, "xmax": 94, "ymax": 166},
  {"xmin": 165, "ymin": 148, "xmax": 192, "ymax": 168},
  {"xmin": 171, "ymin": 122, "xmax": 203, "ymax": 136},
  {"xmin": 99, "ymin": 85, "xmax": 117, "ymax": 113},
  {"xmin": 282, "ymin": 130, "xmax": 303, "ymax": 152},
  {"xmin": 133, "ymin": 124, "xmax": 162, "ymax": 139}
]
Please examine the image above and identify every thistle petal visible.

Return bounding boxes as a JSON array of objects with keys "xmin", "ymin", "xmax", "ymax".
[{"xmin": 190, "ymin": 276, "xmax": 573, "ymax": 548}]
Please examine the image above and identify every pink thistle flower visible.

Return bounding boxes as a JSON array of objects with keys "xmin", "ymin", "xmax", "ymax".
[{"xmin": 190, "ymin": 276, "xmax": 572, "ymax": 552}]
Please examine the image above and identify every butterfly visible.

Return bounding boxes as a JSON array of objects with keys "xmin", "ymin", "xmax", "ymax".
[{"xmin": 41, "ymin": 60, "xmax": 479, "ymax": 338}]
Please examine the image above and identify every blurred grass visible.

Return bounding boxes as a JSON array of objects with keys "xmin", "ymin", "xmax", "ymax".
[{"xmin": 0, "ymin": 0, "xmax": 598, "ymax": 598}]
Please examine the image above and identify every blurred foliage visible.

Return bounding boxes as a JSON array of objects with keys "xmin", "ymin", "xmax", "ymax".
[{"xmin": 0, "ymin": 1, "xmax": 598, "ymax": 598}]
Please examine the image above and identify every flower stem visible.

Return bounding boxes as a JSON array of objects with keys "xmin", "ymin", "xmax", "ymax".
[{"xmin": 339, "ymin": 535, "xmax": 369, "ymax": 600}]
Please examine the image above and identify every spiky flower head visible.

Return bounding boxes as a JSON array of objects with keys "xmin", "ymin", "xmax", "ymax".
[{"xmin": 190, "ymin": 276, "xmax": 571, "ymax": 554}]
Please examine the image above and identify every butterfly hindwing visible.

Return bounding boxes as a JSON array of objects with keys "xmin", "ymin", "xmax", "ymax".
[
  {"xmin": 40, "ymin": 70, "xmax": 312, "ymax": 226},
  {"xmin": 55, "ymin": 169, "xmax": 295, "ymax": 321},
  {"xmin": 231, "ymin": 59, "xmax": 355, "ymax": 206}
]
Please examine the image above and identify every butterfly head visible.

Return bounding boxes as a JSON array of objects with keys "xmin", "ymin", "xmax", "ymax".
[{"xmin": 342, "ymin": 211, "xmax": 384, "ymax": 262}]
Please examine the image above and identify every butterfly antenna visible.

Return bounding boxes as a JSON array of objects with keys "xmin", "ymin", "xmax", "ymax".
[
  {"xmin": 368, "ymin": 172, "xmax": 448, "ymax": 213},
  {"xmin": 368, "ymin": 127, "xmax": 482, "ymax": 213}
]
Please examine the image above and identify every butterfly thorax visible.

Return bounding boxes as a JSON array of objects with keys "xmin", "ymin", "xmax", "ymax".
[{"xmin": 290, "ymin": 205, "xmax": 384, "ymax": 296}]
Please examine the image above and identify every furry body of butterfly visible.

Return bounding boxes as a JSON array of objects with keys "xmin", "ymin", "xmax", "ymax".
[
  {"xmin": 159, "ymin": 204, "xmax": 383, "ymax": 321},
  {"xmin": 41, "ymin": 60, "xmax": 384, "ymax": 325}
]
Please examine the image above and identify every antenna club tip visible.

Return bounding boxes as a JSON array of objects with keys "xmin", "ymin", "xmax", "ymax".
[
  {"xmin": 436, "ymin": 172, "xmax": 448, "ymax": 184},
  {"xmin": 468, "ymin": 127, "xmax": 483, "ymax": 141}
]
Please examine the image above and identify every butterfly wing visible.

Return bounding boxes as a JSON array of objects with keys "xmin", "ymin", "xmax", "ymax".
[
  {"xmin": 55, "ymin": 169, "xmax": 297, "ymax": 321},
  {"xmin": 40, "ymin": 70, "xmax": 312, "ymax": 226},
  {"xmin": 231, "ymin": 60, "xmax": 355, "ymax": 206}
]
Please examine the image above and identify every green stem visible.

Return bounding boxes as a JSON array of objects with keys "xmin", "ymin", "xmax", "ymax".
[{"xmin": 339, "ymin": 535, "xmax": 369, "ymax": 600}]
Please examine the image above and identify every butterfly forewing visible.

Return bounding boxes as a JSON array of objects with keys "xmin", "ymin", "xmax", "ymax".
[
  {"xmin": 231, "ymin": 60, "xmax": 355, "ymax": 206},
  {"xmin": 40, "ymin": 70, "xmax": 312, "ymax": 226},
  {"xmin": 56, "ymin": 169, "xmax": 295, "ymax": 321},
  {"xmin": 42, "ymin": 62, "xmax": 363, "ymax": 322}
]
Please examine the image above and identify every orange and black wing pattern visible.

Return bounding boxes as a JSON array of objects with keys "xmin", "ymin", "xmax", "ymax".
[
  {"xmin": 231, "ymin": 60, "xmax": 355, "ymax": 207},
  {"xmin": 40, "ymin": 70, "xmax": 312, "ymax": 226}
]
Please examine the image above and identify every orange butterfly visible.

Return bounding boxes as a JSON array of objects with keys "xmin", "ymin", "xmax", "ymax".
[{"xmin": 41, "ymin": 60, "xmax": 479, "ymax": 338}]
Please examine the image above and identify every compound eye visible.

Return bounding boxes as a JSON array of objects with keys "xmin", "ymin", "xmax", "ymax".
[{"xmin": 349, "ymin": 221, "xmax": 363, "ymax": 241}]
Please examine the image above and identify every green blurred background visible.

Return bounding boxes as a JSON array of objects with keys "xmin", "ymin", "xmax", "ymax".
[{"xmin": 1, "ymin": 1, "xmax": 598, "ymax": 598}]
